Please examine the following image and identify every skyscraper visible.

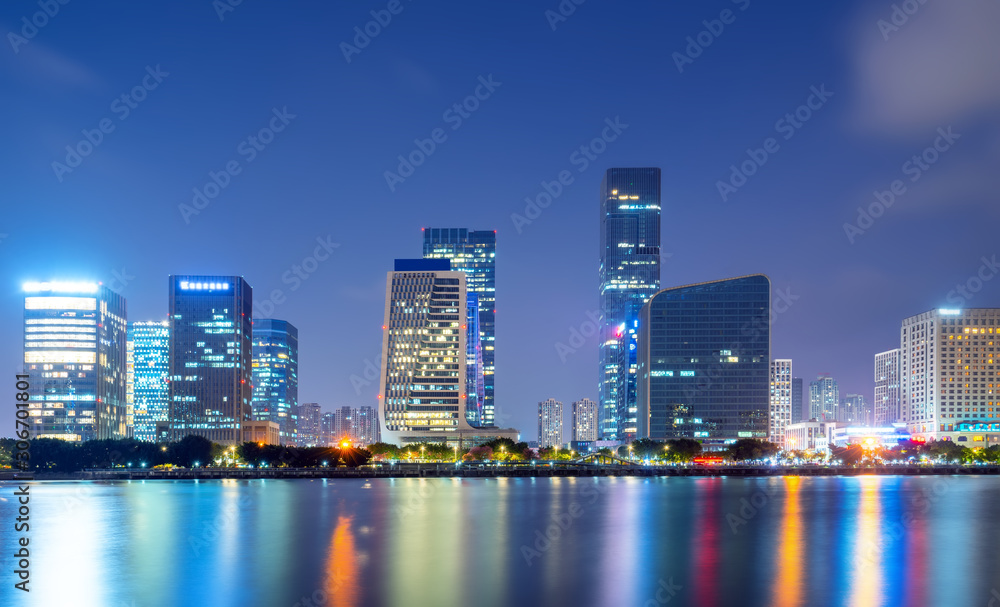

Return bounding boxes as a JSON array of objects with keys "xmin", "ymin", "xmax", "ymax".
[
  {"xmin": 127, "ymin": 321, "xmax": 169, "ymax": 443},
  {"xmin": 465, "ymin": 292, "xmax": 486, "ymax": 425},
  {"xmin": 841, "ymin": 394, "xmax": 870, "ymax": 425},
  {"xmin": 423, "ymin": 228, "xmax": 496, "ymax": 426},
  {"xmin": 636, "ymin": 275, "xmax": 770, "ymax": 448},
  {"xmin": 875, "ymin": 348, "xmax": 901, "ymax": 426},
  {"xmin": 167, "ymin": 276, "xmax": 252, "ymax": 444},
  {"xmin": 298, "ymin": 402, "xmax": 322, "ymax": 446},
  {"xmin": 599, "ymin": 167, "xmax": 661, "ymax": 439},
  {"xmin": 809, "ymin": 375, "xmax": 839, "ymax": 422},
  {"xmin": 614, "ymin": 319, "xmax": 640, "ymax": 440},
  {"xmin": 901, "ymin": 308, "xmax": 1000, "ymax": 443},
  {"xmin": 22, "ymin": 281, "xmax": 127, "ymax": 441},
  {"xmin": 352, "ymin": 406, "xmax": 379, "ymax": 446},
  {"xmin": 770, "ymin": 359, "xmax": 793, "ymax": 448},
  {"xmin": 538, "ymin": 398, "xmax": 564, "ymax": 448},
  {"xmin": 378, "ymin": 259, "xmax": 517, "ymax": 446},
  {"xmin": 792, "ymin": 377, "xmax": 804, "ymax": 424},
  {"xmin": 251, "ymin": 319, "xmax": 299, "ymax": 444},
  {"xmin": 572, "ymin": 398, "xmax": 599, "ymax": 442}
]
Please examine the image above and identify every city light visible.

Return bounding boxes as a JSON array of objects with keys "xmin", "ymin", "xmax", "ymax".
[{"xmin": 22, "ymin": 281, "xmax": 99, "ymax": 293}]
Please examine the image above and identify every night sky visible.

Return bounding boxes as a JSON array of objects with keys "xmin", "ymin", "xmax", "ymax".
[{"xmin": 2, "ymin": 0, "xmax": 999, "ymax": 439}]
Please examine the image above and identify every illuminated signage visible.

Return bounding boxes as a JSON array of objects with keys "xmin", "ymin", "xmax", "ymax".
[
  {"xmin": 23, "ymin": 281, "xmax": 98, "ymax": 293},
  {"xmin": 680, "ymin": 370, "xmax": 695, "ymax": 377},
  {"xmin": 651, "ymin": 370, "xmax": 674, "ymax": 377},
  {"xmin": 179, "ymin": 281, "xmax": 230, "ymax": 291},
  {"xmin": 939, "ymin": 309, "xmax": 962, "ymax": 316}
]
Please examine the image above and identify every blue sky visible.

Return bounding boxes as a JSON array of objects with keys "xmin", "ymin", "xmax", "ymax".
[{"xmin": 2, "ymin": 0, "xmax": 999, "ymax": 437}]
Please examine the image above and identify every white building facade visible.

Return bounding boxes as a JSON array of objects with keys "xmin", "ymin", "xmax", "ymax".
[{"xmin": 769, "ymin": 359, "xmax": 793, "ymax": 448}]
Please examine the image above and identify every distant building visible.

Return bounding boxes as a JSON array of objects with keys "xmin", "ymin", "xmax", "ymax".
[
  {"xmin": 791, "ymin": 377, "xmax": 804, "ymax": 424},
  {"xmin": 599, "ymin": 168, "xmax": 662, "ymax": 440},
  {"xmin": 321, "ymin": 411, "xmax": 337, "ymax": 446},
  {"xmin": 465, "ymin": 292, "xmax": 486, "ymax": 426},
  {"xmin": 251, "ymin": 319, "xmax": 299, "ymax": 445},
  {"xmin": 378, "ymin": 259, "xmax": 518, "ymax": 447},
  {"xmin": 784, "ymin": 420, "xmax": 832, "ymax": 454},
  {"xmin": 298, "ymin": 402, "xmax": 322, "ymax": 446},
  {"xmin": 841, "ymin": 394, "xmax": 870, "ymax": 425},
  {"xmin": 636, "ymin": 275, "xmax": 771, "ymax": 449},
  {"xmin": 167, "ymin": 276, "xmax": 253, "ymax": 445},
  {"xmin": 770, "ymin": 360, "xmax": 793, "ymax": 448},
  {"xmin": 572, "ymin": 398, "xmax": 599, "ymax": 442},
  {"xmin": 128, "ymin": 321, "xmax": 170, "ymax": 442},
  {"xmin": 615, "ymin": 319, "xmax": 640, "ymax": 441},
  {"xmin": 809, "ymin": 375, "xmax": 839, "ymax": 422},
  {"xmin": 22, "ymin": 281, "xmax": 128, "ymax": 441},
  {"xmin": 874, "ymin": 348, "xmax": 901, "ymax": 426},
  {"xmin": 902, "ymin": 308, "xmax": 1000, "ymax": 444},
  {"xmin": 538, "ymin": 399, "xmax": 564, "ymax": 448},
  {"xmin": 423, "ymin": 228, "xmax": 496, "ymax": 426},
  {"xmin": 827, "ymin": 424, "xmax": 910, "ymax": 450},
  {"xmin": 242, "ymin": 420, "xmax": 280, "ymax": 446}
]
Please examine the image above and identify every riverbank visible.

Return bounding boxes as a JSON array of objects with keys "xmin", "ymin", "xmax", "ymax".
[{"xmin": 5, "ymin": 463, "xmax": 1000, "ymax": 481}]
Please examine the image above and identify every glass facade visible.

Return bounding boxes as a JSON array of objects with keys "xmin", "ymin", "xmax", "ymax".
[
  {"xmin": 127, "ymin": 321, "xmax": 169, "ymax": 442},
  {"xmin": 22, "ymin": 282, "xmax": 128, "ymax": 441},
  {"xmin": 636, "ymin": 275, "xmax": 770, "ymax": 448},
  {"xmin": 378, "ymin": 259, "xmax": 478, "ymax": 445},
  {"xmin": 465, "ymin": 292, "xmax": 486, "ymax": 425},
  {"xmin": 167, "ymin": 276, "xmax": 253, "ymax": 444},
  {"xmin": 251, "ymin": 318, "xmax": 299, "ymax": 445},
  {"xmin": 599, "ymin": 168, "xmax": 661, "ymax": 440},
  {"xmin": 423, "ymin": 228, "xmax": 496, "ymax": 426}
]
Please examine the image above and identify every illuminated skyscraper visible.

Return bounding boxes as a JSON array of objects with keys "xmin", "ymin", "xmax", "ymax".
[
  {"xmin": 841, "ymin": 394, "xmax": 870, "ymax": 425},
  {"xmin": 538, "ymin": 398, "xmax": 564, "ymax": 448},
  {"xmin": 422, "ymin": 228, "xmax": 496, "ymax": 426},
  {"xmin": 769, "ymin": 359, "xmax": 792, "ymax": 448},
  {"xmin": 636, "ymin": 275, "xmax": 770, "ymax": 448},
  {"xmin": 614, "ymin": 319, "xmax": 639, "ymax": 440},
  {"xmin": 251, "ymin": 319, "xmax": 299, "ymax": 445},
  {"xmin": 874, "ymin": 348, "xmax": 901, "ymax": 426},
  {"xmin": 127, "ymin": 321, "xmax": 169, "ymax": 442},
  {"xmin": 378, "ymin": 259, "xmax": 517, "ymax": 446},
  {"xmin": 465, "ymin": 292, "xmax": 486, "ymax": 425},
  {"xmin": 809, "ymin": 375, "xmax": 839, "ymax": 422},
  {"xmin": 22, "ymin": 281, "xmax": 128, "ymax": 441},
  {"xmin": 792, "ymin": 377, "xmax": 804, "ymax": 423},
  {"xmin": 599, "ymin": 168, "xmax": 661, "ymax": 439},
  {"xmin": 572, "ymin": 398, "xmax": 599, "ymax": 442},
  {"xmin": 298, "ymin": 402, "xmax": 322, "ymax": 446},
  {"xmin": 167, "ymin": 276, "xmax": 252, "ymax": 444}
]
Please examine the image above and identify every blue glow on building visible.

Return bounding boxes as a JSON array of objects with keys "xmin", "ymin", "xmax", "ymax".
[
  {"xmin": 251, "ymin": 319, "xmax": 299, "ymax": 445},
  {"xmin": 127, "ymin": 321, "xmax": 169, "ymax": 442}
]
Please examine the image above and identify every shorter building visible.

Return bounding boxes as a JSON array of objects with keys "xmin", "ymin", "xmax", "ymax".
[
  {"xmin": 242, "ymin": 421, "xmax": 281, "ymax": 445},
  {"xmin": 572, "ymin": 398, "xmax": 599, "ymax": 442},
  {"xmin": 770, "ymin": 359, "xmax": 792, "ymax": 448},
  {"xmin": 840, "ymin": 394, "xmax": 870, "ymax": 425},
  {"xmin": 826, "ymin": 424, "xmax": 911, "ymax": 450},
  {"xmin": 538, "ymin": 398, "xmax": 564, "ymax": 448},
  {"xmin": 784, "ymin": 421, "xmax": 832, "ymax": 454},
  {"xmin": 128, "ymin": 321, "xmax": 170, "ymax": 443},
  {"xmin": 874, "ymin": 348, "xmax": 901, "ymax": 426},
  {"xmin": 809, "ymin": 375, "xmax": 839, "ymax": 422},
  {"xmin": 792, "ymin": 378, "xmax": 804, "ymax": 424},
  {"xmin": 298, "ymin": 402, "xmax": 323, "ymax": 446}
]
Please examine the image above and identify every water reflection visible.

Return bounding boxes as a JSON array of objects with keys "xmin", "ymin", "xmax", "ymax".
[
  {"xmin": 848, "ymin": 477, "xmax": 883, "ymax": 607},
  {"xmin": 327, "ymin": 515, "xmax": 360, "ymax": 607},
  {"xmin": 771, "ymin": 476, "xmax": 803, "ymax": 607}
]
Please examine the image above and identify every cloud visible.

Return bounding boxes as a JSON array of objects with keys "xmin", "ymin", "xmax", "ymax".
[{"xmin": 849, "ymin": 0, "xmax": 1000, "ymax": 135}]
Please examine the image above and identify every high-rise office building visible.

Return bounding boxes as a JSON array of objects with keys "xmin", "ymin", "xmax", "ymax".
[
  {"xmin": 599, "ymin": 167, "xmax": 661, "ymax": 439},
  {"xmin": 298, "ymin": 402, "xmax": 322, "ymax": 446},
  {"xmin": 875, "ymin": 348, "xmax": 901, "ymax": 426},
  {"xmin": 352, "ymin": 406, "xmax": 379, "ymax": 446},
  {"xmin": 901, "ymin": 308, "xmax": 1000, "ymax": 443},
  {"xmin": 465, "ymin": 292, "xmax": 486, "ymax": 425},
  {"xmin": 423, "ymin": 228, "xmax": 496, "ymax": 426},
  {"xmin": 251, "ymin": 319, "xmax": 299, "ymax": 445},
  {"xmin": 538, "ymin": 398, "xmax": 564, "ymax": 448},
  {"xmin": 378, "ymin": 259, "xmax": 517, "ymax": 446},
  {"xmin": 572, "ymin": 398, "xmax": 599, "ymax": 442},
  {"xmin": 841, "ymin": 394, "xmax": 870, "ymax": 425},
  {"xmin": 770, "ymin": 359, "xmax": 793, "ymax": 448},
  {"xmin": 792, "ymin": 377, "xmax": 804, "ymax": 424},
  {"xmin": 22, "ymin": 281, "xmax": 128, "ymax": 441},
  {"xmin": 614, "ymin": 319, "xmax": 640, "ymax": 440},
  {"xmin": 636, "ymin": 275, "xmax": 770, "ymax": 448},
  {"xmin": 167, "ymin": 276, "xmax": 253, "ymax": 444},
  {"xmin": 809, "ymin": 375, "xmax": 839, "ymax": 422},
  {"xmin": 127, "ymin": 321, "xmax": 169, "ymax": 442}
]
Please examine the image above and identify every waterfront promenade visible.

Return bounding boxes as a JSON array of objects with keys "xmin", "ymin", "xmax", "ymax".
[{"xmin": 6, "ymin": 462, "xmax": 1000, "ymax": 481}]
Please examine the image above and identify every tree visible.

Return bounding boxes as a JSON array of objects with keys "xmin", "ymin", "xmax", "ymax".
[
  {"xmin": 341, "ymin": 447, "xmax": 371, "ymax": 468},
  {"xmin": 664, "ymin": 438, "xmax": 703, "ymax": 463},
  {"xmin": 631, "ymin": 438, "xmax": 665, "ymax": 460},
  {"xmin": 830, "ymin": 444, "xmax": 865, "ymax": 466},
  {"xmin": 725, "ymin": 439, "xmax": 779, "ymax": 462},
  {"xmin": 367, "ymin": 442, "xmax": 401, "ymax": 461}
]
